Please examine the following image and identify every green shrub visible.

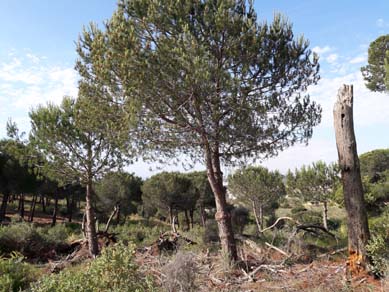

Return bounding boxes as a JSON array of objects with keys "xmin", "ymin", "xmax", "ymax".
[
  {"xmin": 0, "ymin": 252, "xmax": 38, "ymax": 292},
  {"xmin": 30, "ymin": 243, "xmax": 156, "ymax": 292},
  {"xmin": 203, "ymin": 220, "xmax": 220, "ymax": 244}
]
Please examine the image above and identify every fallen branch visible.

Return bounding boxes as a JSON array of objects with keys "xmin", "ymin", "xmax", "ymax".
[
  {"xmin": 265, "ymin": 242, "xmax": 289, "ymax": 257},
  {"xmin": 260, "ymin": 217, "xmax": 296, "ymax": 233}
]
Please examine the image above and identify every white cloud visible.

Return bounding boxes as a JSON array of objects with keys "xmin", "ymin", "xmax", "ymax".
[
  {"xmin": 349, "ymin": 55, "xmax": 366, "ymax": 64},
  {"xmin": 0, "ymin": 50, "xmax": 78, "ymax": 137},
  {"xmin": 312, "ymin": 45, "xmax": 332, "ymax": 55},
  {"xmin": 376, "ymin": 18, "xmax": 388, "ymax": 28},
  {"xmin": 326, "ymin": 53, "xmax": 338, "ymax": 64}
]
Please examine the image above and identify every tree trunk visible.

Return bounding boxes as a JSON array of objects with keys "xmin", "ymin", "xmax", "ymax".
[
  {"xmin": 322, "ymin": 201, "xmax": 328, "ymax": 231},
  {"xmin": 85, "ymin": 180, "xmax": 99, "ymax": 257},
  {"xmin": 19, "ymin": 194, "xmax": 25, "ymax": 219},
  {"xmin": 172, "ymin": 215, "xmax": 177, "ymax": 233},
  {"xmin": 333, "ymin": 84, "xmax": 370, "ymax": 275},
  {"xmin": 184, "ymin": 209, "xmax": 190, "ymax": 231},
  {"xmin": 200, "ymin": 205, "xmax": 206, "ymax": 227},
  {"xmin": 189, "ymin": 209, "xmax": 194, "ymax": 229},
  {"xmin": 252, "ymin": 200, "xmax": 262, "ymax": 235},
  {"xmin": 116, "ymin": 204, "xmax": 121, "ymax": 225},
  {"xmin": 105, "ymin": 205, "xmax": 118, "ymax": 233},
  {"xmin": 28, "ymin": 194, "xmax": 37, "ymax": 222},
  {"xmin": 0, "ymin": 192, "xmax": 9, "ymax": 222},
  {"xmin": 40, "ymin": 194, "xmax": 46, "ymax": 213},
  {"xmin": 51, "ymin": 194, "xmax": 58, "ymax": 227},
  {"xmin": 205, "ymin": 148, "xmax": 237, "ymax": 262}
]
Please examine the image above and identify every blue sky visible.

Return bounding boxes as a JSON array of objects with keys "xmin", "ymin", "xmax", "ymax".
[{"xmin": 1, "ymin": 1, "xmax": 389, "ymax": 178}]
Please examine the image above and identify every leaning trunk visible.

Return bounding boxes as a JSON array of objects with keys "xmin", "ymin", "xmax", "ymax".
[
  {"xmin": 322, "ymin": 201, "xmax": 329, "ymax": 231},
  {"xmin": 85, "ymin": 180, "xmax": 99, "ymax": 257},
  {"xmin": 116, "ymin": 204, "xmax": 121, "ymax": 225},
  {"xmin": 206, "ymin": 149, "xmax": 237, "ymax": 262},
  {"xmin": 0, "ymin": 192, "xmax": 9, "ymax": 222},
  {"xmin": 334, "ymin": 84, "xmax": 370, "ymax": 275},
  {"xmin": 252, "ymin": 200, "xmax": 262, "ymax": 235}
]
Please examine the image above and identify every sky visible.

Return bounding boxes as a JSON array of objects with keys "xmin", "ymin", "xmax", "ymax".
[{"xmin": 1, "ymin": 0, "xmax": 389, "ymax": 178}]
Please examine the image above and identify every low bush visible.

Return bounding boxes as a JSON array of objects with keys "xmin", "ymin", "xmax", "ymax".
[
  {"xmin": 163, "ymin": 251, "xmax": 198, "ymax": 292},
  {"xmin": 30, "ymin": 243, "xmax": 156, "ymax": 292},
  {"xmin": 0, "ymin": 252, "xmax": 38, "ymax": 292}
]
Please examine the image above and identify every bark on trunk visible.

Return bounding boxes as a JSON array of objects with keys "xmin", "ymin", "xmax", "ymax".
[
  {"xmin": 51, "ymin": 194, "xmax": 58, "ymax": 227},
  {"xmin": 116, "ymin": 204, "xmax": 121, "ymax": 225},
  {"xmin": 184, "ymin": 210, "xmax": 190, "ymax": 231},
  {"xmin": 85, "ymin": 181, "xmax": 99, "ymax": 257},
  {"xmin": 40, "ymin": 194, "xmax": 46, "ymax": 213},
  {"xmin": 0, "ymin": 193, "xmax": 9, "ymax": 222},
  {"xmin": 19, "ymin": 194, "xmax": 25, "ymax": 219},
  {"xmin": 322, "ymin": 201, "xmax": 329, "ymax": 231},
  {"xmin": 28, "ymin": 195, "xmax": 37, "ymax": 222},
  {"xmin": 200, "ymin": 206, "xmax": 206, "ymax": 227},
  {"xmin": 333, "ymin": 84, "xmax": 370, "ymax": 275},
  {"xmin": 205, "ymin": 149, "xmax": 237, "ymax": 262},
  {"xmin": 189, "ymin": 209, "xmax": 194, "ymax": 229},
  {"xmin": 105, "ymin": 205, "xmax": 118, "ymax": 233}
]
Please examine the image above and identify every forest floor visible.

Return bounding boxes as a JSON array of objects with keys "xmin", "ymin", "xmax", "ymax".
[
  {"xmin": 127, "ymin": 229, "xmax": 387, "ymax": 292},
  {"xmin": 1, "ymin": 208, "xmax": 387, "ymax": 291}
]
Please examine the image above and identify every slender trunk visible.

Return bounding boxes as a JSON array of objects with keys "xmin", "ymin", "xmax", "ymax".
[
  {"xmin": 322, "ymin": 201, "xmax": 329, "ymax": 230},
  {"xmin": 189, "ymin": 209, "xmax": 194, "ymax": 229},
  {"xmin": 29, "ymin": 195, "xmax": 37, "ymax": 222},
  {"xmin": 46, "ymin": 197, "xmax": 50, "ymax": 207},
  {"xmin": 116, "ymin": 204, "xmax": 121, "ymax": 225},
  {"xmin": 172, "ymin": 215, "xmax": 177, "ymax": 233},
  {"xmin": 252, "ymin": 200, "xmax": 262, "ymax": 235},
  {"xmin": 105, "ymin": 205, "xmax": 118, "ymax": 233},
  {"xmin": 82, "ymin": 212, "xmax": 86, "ymax": 237},
  {"xmin": 184, "ymin": 209, "xmax": 190, "ymax": 231},
  {"xmin": 205, "ymin": 149, "xmax": 237, "ymax": 262},
  {"xmin": 41, "ymin": 194, "xmax": 46, "ymax": 213},
  {"xmin": 260, "ymin": 204, "xmax": 264, "ymax": 229},
  {"xmin": 334, "ymin": 84, "xmax": 370, "ymax": 275},
  {"xmin": 200, "ymin": 205, "xmax": 206, "ymax": 227},
  {"xmin": 0, "ymin": 193, "xmax": 9, "ymax": 222},
  {"xmin": 51, "ymin": 194, "xmax": 58, "ymax": 227},
  {"xmin": 85, "ymin": 180, "xmax": 99, "ymax": 257},
  {"xmin": 19, "ymin": 194, "xmax": 25, "ymax": 219},
  {"xmin": 17, "ymin": 194, "xmax": 21, "ymax": 211},
  {"xmin": 176, "ymin": 212, "xmax": 180, "ymax": 228}
]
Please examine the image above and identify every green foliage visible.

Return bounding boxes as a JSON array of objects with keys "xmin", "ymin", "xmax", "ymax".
[
  {"xmin": 29, "ymin": 96, "xmax": 130, "ymax": 186},
  {"xmin": 228, "ymin": 166, "xmax": 285, "ymax": 223},
  {"xmin": 0, "ymin": 222, "xmax": 80, "ymax": 257},
  {"xmin": 286, "ymin": 161, "xmax": 339, "ymax": 203},
  {"xmin": 366, "ymin": 234, "xmax": 389, "ymax": 277},
  {"xmin": 367, "ymin": 207, "xmax": 389, "ymax": 276},
  {"xmin": 0, "ymin": 252, "xmax": 38, "ymax": 292},
  {"xmin": 360, "ymin": 149, "xmax": 389, "ymax": 179},
  {"xmin": 142, "ymin": 172, "xmax": 197, "ymax": 218},
  {"xmin": 184, "ymin": 171, "xmax": 215, "ymax": 209},
  {"xmin": 230, "ymin": 206, "xmax": 250, "ymax": 235},
  {"xmin": 30, "ymin": 243, "xmax": 156, "ymax": 292},
  {"xmin": 359, "ymin": 149, "xmax": 389, "ymax": 212},
  {"xmin": 361, "ymin": 35, "xmax": 389, "ymax": 92},
  {"xmin": 95, "ymin": 171, "xmax": 143, "ymax": 219},
  {"xmin": 76, "ymin": 0, "xmax": 321, "ymax": 166}
]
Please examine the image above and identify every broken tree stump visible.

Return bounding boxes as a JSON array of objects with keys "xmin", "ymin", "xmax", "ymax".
[{"xmin": 333, "ymin": 84, "xmax": 370, "ymax": 276}]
